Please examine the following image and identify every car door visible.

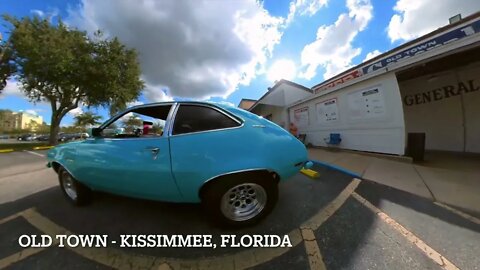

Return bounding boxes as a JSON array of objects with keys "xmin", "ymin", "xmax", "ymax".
[
  {"xmin": 74, "ymin": 105, "xmax": 182, "ymax": 202},
  {"xmin": 168, "ymin": 103, "xmax": 246, "ymax": 202}
]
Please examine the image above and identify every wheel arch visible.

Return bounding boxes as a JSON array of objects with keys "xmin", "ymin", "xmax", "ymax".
[
  {"xmin": 51, "ymin": 161, "xmax": 61, "ymax": 173},
  {"xmin": 50, "ymin": 161, "xmax": 79, "ymax": 181},
  {"xmin": 198, "ymin": 169, "xmax": 280, "ymax": 200}
]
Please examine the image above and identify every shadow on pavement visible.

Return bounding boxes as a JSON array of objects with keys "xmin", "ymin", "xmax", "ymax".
[{"xmin": 356, "ymin": 180, "xmax": 480, "ymax": 232}]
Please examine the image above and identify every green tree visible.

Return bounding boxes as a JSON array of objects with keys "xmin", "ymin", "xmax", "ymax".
[
  {"xmin": 36, "ymin": 122, "xmax": 50, "ymax": 134},
  {"xmin": 74, "ymin": 111, "xmax": 102, "ymax": 129},
  {"xmin": 0, "ymin": 33, "xmax": 16, "ymax": 91},
  {"xmin": 2, "ymin": 15, "xmax": 144, "ymax": 144},
  {"xmin": 122, "ymin": 115, "xmax": 143, "ymax": 133},
  {"xmin": 0, "ymin": 42, "xmax": 15, "ymax": 91},
  {"xmin": 151, "ymin": 121, "xmax": 164, "ymax": 135}
]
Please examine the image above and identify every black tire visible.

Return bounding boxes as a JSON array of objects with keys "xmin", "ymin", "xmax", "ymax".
[
  {"xmin": 58, "ymin": 167, "xmax": 92, "ymax": 206},
  {"xmin": 201, "ymin": 173, "xmax": 278, "ymax": 227}
]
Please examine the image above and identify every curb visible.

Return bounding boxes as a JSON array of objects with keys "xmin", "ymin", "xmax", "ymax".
[
  {"xmin": 310, "ymin": 160, "xmax": 362, "ymax": 178},
  {"xmin": 33, "ymin": 146, "xmax": 54, "ymax": 150},
  {"xmin": 309, "ymin": 146, "xmax": 413, "ymax": 163},
  {"xmin": 300, "ymin": 168, "xmax": 320, "ymax": 178},
  {"xmin": 0, "ymin": 146, "xmax": 53, "ymax": 153}
]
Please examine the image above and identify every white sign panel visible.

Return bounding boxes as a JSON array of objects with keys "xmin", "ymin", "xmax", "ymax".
[
  {"xmin": 292, "ymin": 107, "xmax": 309, "ymax": 128},
  {"xmin": 316, "ymin": 98, "xmax": 338, "ymax": 124},
  {"xmin": 348, "ymin": 87, "xmax": 386, "ymax": 120}
]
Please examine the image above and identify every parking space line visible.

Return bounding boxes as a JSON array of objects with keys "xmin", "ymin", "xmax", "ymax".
[
  {"xmin": 301, "ymin": 228, "xmax": 326, "ymax": 270},
  {"xmin": 0, "ymin": 209, "xmax": 48, "ymax": 268},
  {"xmin": 0, "ymin": 247, "xmax": 47, "ymax": 269},
  {"xmin": 22, "ymin": 208, "xmax": 67, "ymax": 237},
  {"xmin": 0, "ymin": 211, "xmax": 24, "ymax": 225},
  {"xmin": 434, "ymin": 201, "xmax": 480, "ymax": 226},
  {"xmin": 352, "ymin": 192, "xmax": 460, "ymax": 270},
  {"xmin": 301, "ymin": 178, "xmax": 361, "ymax": 230},
  {"xmin": 23, "ymin": 150, "xmax": 46, "ymax": 157}
]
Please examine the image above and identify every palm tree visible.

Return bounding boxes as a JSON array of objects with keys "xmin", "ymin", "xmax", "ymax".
[
  {"xmin": 74, "ymin": 112, "xmax": 102, "ymax": 130},
  {"xmin": 151, "ymin": 120, "xmax": 164, "ymax": 135}
]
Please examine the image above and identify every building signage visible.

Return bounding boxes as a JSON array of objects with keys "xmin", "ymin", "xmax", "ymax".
[
  {"xmin": 314, "ymin": 69, "xmax": 362, "ymax": 94},
  {"xmin": 347, "ymin": 87, "xmax": 386, "ymax": 120},
  {"xmin": 362, "ymin": 19, "xmax": 480, "ymax": 75},
  {"xmin": 293, "ymin": 107, "xmax": 309, "ymax": 127},
  {"xmin": 316, "ymin": 98, "xmax": 338, "ymax": 123},
  {"xmin": 403, "ymin": 79, "xmax": 479, "ymax": 106},
  {"xmin": 312, "ymin": 18, "xmax": 480, "ymax": 93}
]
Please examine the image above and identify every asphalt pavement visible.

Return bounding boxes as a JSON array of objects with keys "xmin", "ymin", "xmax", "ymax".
[{"xmin": 0, "ymin": 150, "xmax": 479, "ymax": 269}]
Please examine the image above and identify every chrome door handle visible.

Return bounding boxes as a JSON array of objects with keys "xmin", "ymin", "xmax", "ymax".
[{"xmin": 146, "ymin": 147, "xmax": 160, "ymax": 160}]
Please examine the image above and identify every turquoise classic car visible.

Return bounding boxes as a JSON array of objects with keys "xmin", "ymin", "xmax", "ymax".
[{"xmin": 47, "ymin": 101, "xmax": 311, "ymax": 226}]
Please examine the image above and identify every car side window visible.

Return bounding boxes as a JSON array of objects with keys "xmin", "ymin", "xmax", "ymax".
[
  {"xmin": 101, "ymin": 105, "xmax": 171, "ymax": 139},
  {"xmin": 172, "ymin": 105, "xmax": 240, "ymax": 135}
]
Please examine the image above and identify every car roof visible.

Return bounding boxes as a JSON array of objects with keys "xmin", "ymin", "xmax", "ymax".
[{"xmin": 126, "ymin": 101, "xmax": 240, "ymax": 114}]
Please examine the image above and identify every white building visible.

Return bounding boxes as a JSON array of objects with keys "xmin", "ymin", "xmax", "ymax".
[
  {"xmin": 248, "ymin": 79, "xmax": 313, "ymax": 129},
  {"xmin": 245, "ymin": 12, "xmax": 480, "ymax": 156}
]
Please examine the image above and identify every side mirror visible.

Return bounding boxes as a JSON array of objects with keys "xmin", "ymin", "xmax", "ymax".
[{"xmin": 88, "ymin": 128, "xmax": 102, "ymax": 138}]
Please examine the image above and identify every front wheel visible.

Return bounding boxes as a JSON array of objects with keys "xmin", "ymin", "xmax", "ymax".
[
  {"xmin": 202, "ymin": 175, "xmax": 278, "ymax": 227},
  {"xmin": 58, "ymin": 167, "xmax": 92, "ymax": 206}
]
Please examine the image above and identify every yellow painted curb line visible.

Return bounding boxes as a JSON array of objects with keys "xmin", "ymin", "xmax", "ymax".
[
  {"xmin": 300, "ymin": 168, "xmax": 320, "ymax": 178},
  {"xmin": 33, "ymin": 146, "xmax": 54, "ymax": 150},
  {"xmin": 0, "ymin": 149, "xmax": 14, "ymax": 153}
]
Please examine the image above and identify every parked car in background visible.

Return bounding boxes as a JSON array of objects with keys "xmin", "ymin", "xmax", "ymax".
[
  {"xmin": 17, "ymin": 134, "xmax": 37, "ymax": 141},
  {"xmin": 57, "ymin": 133, "xmax": 91, "ymax": 142},
  {"xmin": 47, "ymin": 101, "xmax": 311, "ymax": 227},
  {"xmin": 58, "ymin": 133, "xmax": 76, "ymax": 142},
  {"xmin": 36, "ymin": 134, "xmax": 50, "ymax": 141}
]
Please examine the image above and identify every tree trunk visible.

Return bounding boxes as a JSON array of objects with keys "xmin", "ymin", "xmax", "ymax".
[{"xmin": 49, "ymin": 114, "xmax": 61, "ymax": 146}]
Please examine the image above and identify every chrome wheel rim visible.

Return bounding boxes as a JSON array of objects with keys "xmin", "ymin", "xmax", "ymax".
[
  {"xmin": 61, "ymin": 171, "xmax": 77, "ymax": 201},
  {"xmin": 220, "ymin": 183, "xmax": 267, "ymax": 221}
]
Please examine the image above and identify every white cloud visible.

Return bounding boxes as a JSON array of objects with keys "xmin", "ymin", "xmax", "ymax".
[
  {"xmin": 363, "ymin": 49, "xmax": 382, "ymax": 62},
  {"xmin": 387, "ymin": 0, "xmax": 480, "ymax": 42},
  {"xmin": 68, "ymin": 107, "xmax": 83, "ymax": 117},
  {"xmin": 1, "ymin": 79, "xmax": 23, "ymax": 99},
  {"xmin": 2, "ymin": 79, "xmax": 49, "ymax": 107},
  {"xmin": 119, "ymin": 112, "xmax": 142, "ymax": 122},
  {"xmin": 30, "ymin": 8, "xmax": 59, "ymax": 22},
  {"xmin": 143, "ymin": 84, "xmax": 174, "ymax": 103},
  {"xmin": 286, "ymin": 0, "xmax": 329, "ymax": 25},
  {"xmin": 126, "ymin": 100, "xmax": 144, "ymax": 107},
  {"xmin": 299, "ymin": 0, "xmax": 373, "ymax": 80},
  {"xmin": 67, "ymin": 0, "xmax": 284, "ymax": 101},
  {"xmin": 267, "ymin": 59, "xmax": 297, "ymax": 82},
  {"xmin": 30, "ymin": 10, "xmax": 45, "ymax": 17},
  {"xmin": 211, "ymin": 101, "xmax": 236, "ymax": 107},
  {"xmin": 24, "ymin": 109, "xmax": 39, "ymax": 116}
]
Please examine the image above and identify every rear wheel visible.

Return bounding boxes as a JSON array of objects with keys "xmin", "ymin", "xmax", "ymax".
[
  {"xmin": 58, "ymin": 167, "xmax": 92, "ymax": 206},
  {"xmin": 202, "ymin": 174, "xmax": 278, "ymax": 227}
]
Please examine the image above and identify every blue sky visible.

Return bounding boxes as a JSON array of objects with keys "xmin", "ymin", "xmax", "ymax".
[{"xmin": 1, "ymin": 0, "xmax": 478, "ymax": 126}]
